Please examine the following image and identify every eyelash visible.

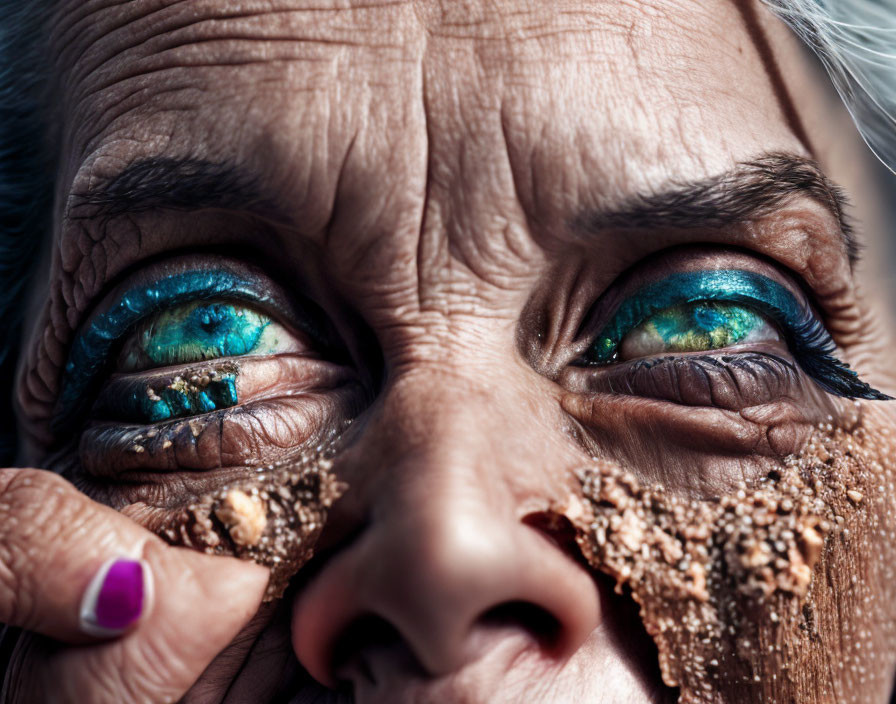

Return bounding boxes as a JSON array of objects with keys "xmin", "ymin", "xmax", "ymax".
[
  {"xmin": 578, "ymin": 269, "xmax": 890, "ymax": 401},
  {"xmin": 58, "ymin": 264, "xmax": 890, "ymax": 435},
  {"xmin": 55, "ymin": 269, "xmax": 292, "ymax": 433}
]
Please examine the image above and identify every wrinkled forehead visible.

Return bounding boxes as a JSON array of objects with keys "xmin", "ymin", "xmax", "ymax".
[{"xmin": 50, "ymin": 0, "xmax": 807, "ymax": 218}]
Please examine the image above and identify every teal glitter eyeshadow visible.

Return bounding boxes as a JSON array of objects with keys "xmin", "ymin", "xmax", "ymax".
[
  {"xmin": 585, "ymin": 269, "xmax": 890, "ymax": 401},
  {"xmin": 134, "ymin": 371, "xmax": 238, "ymax": 423},
  {"xmin": 54, "ymin": 270, "xmax": 269, "ymax": 433}
]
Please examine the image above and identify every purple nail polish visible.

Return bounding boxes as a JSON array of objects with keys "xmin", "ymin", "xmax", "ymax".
[{"xmin": 80, "ymin": 558, "xmax": 147, "ymax": 637}]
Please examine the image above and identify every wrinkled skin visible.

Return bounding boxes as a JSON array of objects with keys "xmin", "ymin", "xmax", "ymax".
[{"xmin": 8, "ymin": 0, "xmax": 896, "ymax": 702}]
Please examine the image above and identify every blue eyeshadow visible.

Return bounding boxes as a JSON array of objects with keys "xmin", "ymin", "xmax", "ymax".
[
  {"xmin": 54, "ymin": 270, "xmax": 267, "ymax": 432},
  {"xmin": 129, "ymin": 372, "xmax": 239, "ymax": 423},
  {"xmin": 587, "ymin": 269, "xmax": 890, "ymax": 401}
]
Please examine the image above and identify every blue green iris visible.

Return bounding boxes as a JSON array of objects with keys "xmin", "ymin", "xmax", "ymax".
[
  {"xmin": 631, "ymin": 301, "xmax": 762, "ymax": 354},
  {"xmin": 124, "ymin": 301, "xmax": 271, "ymax": 370}
]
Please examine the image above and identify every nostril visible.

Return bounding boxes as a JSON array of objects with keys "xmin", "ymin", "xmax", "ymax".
[
  {"xmin": 330, "ymin": 603, "xmax": 564, "ymax": 690},
  {"xmin": 521, "ymin": 510, "xmax": 580, "ymax": 555},
  {"xmin": 332, "ymin": 607, "xmax": 565, "ymax": 698},
  {"xmin": 477, "ymin": 601, "xmax": 563, "ymax": 651},
  {"xmin": 294, "ymin": 501, "xmax": 603, "ymax": 688},
  {"xmin": 331, "ymin": 614, "xmax": 421, "ymax": 689}
]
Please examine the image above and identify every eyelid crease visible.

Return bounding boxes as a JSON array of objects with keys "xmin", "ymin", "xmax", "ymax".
[
  {"xmin": 54, "ymin": 269, "xmax": 285, "ymax": 434},
  {"xmin": 581, "ymin": 269, "xmax": 890, "ymax": 401}
]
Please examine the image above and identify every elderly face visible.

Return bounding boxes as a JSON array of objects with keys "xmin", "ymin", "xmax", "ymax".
[{"xmin": 16, "ymin": 0, "xmax": 896, "ymax": 701}]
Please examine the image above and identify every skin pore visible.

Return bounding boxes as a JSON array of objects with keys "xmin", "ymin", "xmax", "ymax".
[{"xmin": 11, "ymin": 0, "xmax": 896, "ymax": 702}]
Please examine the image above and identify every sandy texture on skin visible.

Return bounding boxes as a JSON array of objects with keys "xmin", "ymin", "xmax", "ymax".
[
  {"xmin": 153, "ymin": 447, "xmax": 345, "ymax": 601},
  {"xmin": 571, "ymin": 402, "xmax": 896, "ymax": 703}
]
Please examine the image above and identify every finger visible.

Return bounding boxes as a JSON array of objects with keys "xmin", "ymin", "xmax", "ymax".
[
  {"xmin": 42, "ymin": 541, "xmax": 270, "ymax": 704},
  {"xmin": 0, "ymin": 468, "xmax": 268, "ymax": 644}
]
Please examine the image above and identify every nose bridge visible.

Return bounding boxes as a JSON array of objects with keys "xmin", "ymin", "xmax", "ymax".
[
  {"xmin": 359, "ymin": 365, "xmax": 568, "ymax": 508},
  {"xmin": 293, "ymin": 369, "xmax": 600, "ymax": 685},
  {"xmin": 341, "ymin": 369, "xmax": 567, "ymax": 642},
  {"xmin": 363, "ymin": 372, "xmax": 543, "ymax": 596}
]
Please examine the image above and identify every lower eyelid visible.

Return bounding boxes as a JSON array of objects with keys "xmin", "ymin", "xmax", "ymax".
[
  {"xmin": 79, "ymin": 394, "xmax": 351, "ymax": 482},
  {"xmin": 78, "ymin": 369, "xmax": 368, "ymax": 489},
  {"xmin": 565, "ymin": 349, "xmax": 802, "ymax": 410},
  {"xmin": 94, "ymin": 355, "xmax": 356, "ymax": 425}
]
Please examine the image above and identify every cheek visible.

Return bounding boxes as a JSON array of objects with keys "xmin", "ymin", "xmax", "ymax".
[
  {"xmin": 124, "ymin": 442, "xmax": 346, "ymax": 602},
  {"xmin": 569, "ymin": 401, "xmax": 896, "ymax": 703},
  {"xmin": 806, "ymin": 404, "xmax": 896, "ymax": 702},
  {"xmin": 560, "ymin": 383, "xmax": 841, "ymax": 499}
]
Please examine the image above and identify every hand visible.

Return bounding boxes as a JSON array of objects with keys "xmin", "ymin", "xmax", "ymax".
[{"xmin": 0, "ymin": 468, "xmax": 269, "ymax": 703}]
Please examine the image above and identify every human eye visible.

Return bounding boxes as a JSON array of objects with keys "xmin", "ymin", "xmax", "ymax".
[
  {"xmin": 118, "ymin": 300, "xmax": 299, "ymax": 372},
  {"xmin": 576, "ymin": 269, "xmax": 888, "ymax": 401},
  {"xmin": 54, "ymin": 264, "xmax": 346, "ymax": 432},
  {"xmin": 614, "ymin": 301, "xmax": 778, "ymax": 360}
]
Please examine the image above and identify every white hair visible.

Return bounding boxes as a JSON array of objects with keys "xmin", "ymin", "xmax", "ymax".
[{"xmin": 762, "ymin": 0, "xmax": 896, "ymax": 173}]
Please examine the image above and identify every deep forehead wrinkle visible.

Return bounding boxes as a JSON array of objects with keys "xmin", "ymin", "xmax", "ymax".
[
  {"xmin": 50, "ymin": 0, "xmax": 597, "ymax": 73},
  {"xmin": 46, "ymin": 0, "xmax": 827, "ymax": 309},
  {"xmin": 47, "ymin": 0, "xmax": 775, "ymax": 96},
  {"xmin": 731, "ymin": 0, "xmax": 813, "ymax": 156},
  {"xmin": 49, "ymin": 0, "xmax": 421, "ymax": 106},
  {"xmin": 49, "ymin": 0, "xmax": 808, "ymax": 183}
]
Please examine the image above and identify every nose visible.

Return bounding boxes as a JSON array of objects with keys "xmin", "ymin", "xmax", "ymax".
[{"xmin": 291, "ymin": 374, "xmax": 601, "ymax": 687}]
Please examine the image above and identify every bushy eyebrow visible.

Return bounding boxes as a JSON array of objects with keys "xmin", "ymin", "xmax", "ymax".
[
  {"xmin": 73, "ymin": 152, "xmax": 859, "ymax": 265},
  {"xmin": 580, "ymin": 152, "xmax": 859, "ymax": 265},
  {"xmin": 71, "ymin": 157, "xmax": 273, "ymax": 218}
]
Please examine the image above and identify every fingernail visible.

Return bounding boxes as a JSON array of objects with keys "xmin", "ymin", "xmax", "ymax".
[{"xmin": 80, "ymin": 557, "xmax": 148, "ymax": 637}]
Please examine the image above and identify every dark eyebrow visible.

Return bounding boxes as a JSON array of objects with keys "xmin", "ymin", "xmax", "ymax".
[
  {"xmin": 581, "ymin": 153, "xmax": 859, "ymax": 264},
  {"xmin": 75, "ymin": 153, "xmax": 859, "ymax": 265},
  {"xmin": 71, "ymin": 157, "xmax": 274, "ymax": 218}
]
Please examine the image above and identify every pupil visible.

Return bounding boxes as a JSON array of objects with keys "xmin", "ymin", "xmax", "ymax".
[
  {"xmin": 196, "ymin": 304, "xmax": 228, "ymax": 334},
  {"xmin": 692, "ymin": 304, "xmax": 725, "ymax": 332}
]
